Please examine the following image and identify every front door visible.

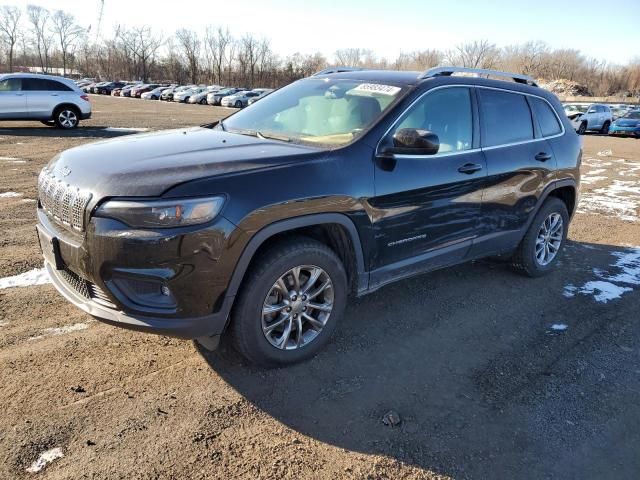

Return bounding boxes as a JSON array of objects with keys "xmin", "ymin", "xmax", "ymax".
[
  {"xmin": 369, "ymin": 86, "xmax": 486, "ymax": 287},
  {"xmin": 0, "ymin": 77, "xmax": 26, "ymax": 119}
]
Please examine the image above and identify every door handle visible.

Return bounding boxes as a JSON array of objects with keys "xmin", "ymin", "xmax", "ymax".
[
  {"xmin": 535, "ymin": 152, "xmax": 552, "ymax": 162},
  {"xmin": 457, "ymin": 163, "xmax": 482, "ymax": 174},
  {"xmin": 15, "ymin": 93, "xmax": 25, "ymax": 96},
  {"xmin": 51, "ymin": 93, "xmax": 59, "ymax": 96}
]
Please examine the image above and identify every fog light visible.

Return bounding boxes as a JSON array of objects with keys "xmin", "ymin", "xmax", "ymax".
[{"xmin": 161, "ymin": 285, "xmax": 171, "ymax": 296}]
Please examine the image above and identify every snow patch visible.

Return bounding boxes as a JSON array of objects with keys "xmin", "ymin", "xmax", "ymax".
[
  {"xmin": 29, "ymin": 322, "xmax": 90, "ymax": 341},
  {"xmin": 550, "ymin": 324, "xmax": 568, "ymax": 331},
  {"xmin": 21, "ymin": 198, "xmax": 36, "ymax": 203},
  {"xmin": 0, "ymin": 268, "xmax": 51, "ymax": 289},
  {"xmin": 597, "ymin": 149, "xmax": 612, "ymax": 157},
  {"xmin": 564, "ymin": 247, "xmax": 640, "ymax": 303},
  {"xmin": 578, "ymin": 180, "xmax": 640, "ymax": 221},
  {"xmin": 0, "ymin": 191, "xmax": 23, "ymax": 198},
  {"xmin": 25, "ymin": 447, "xmax": 64, "ymax": 473},
  {"xmin": 103, "ymin": 127, "xmax": 149, "ymax": 133}
]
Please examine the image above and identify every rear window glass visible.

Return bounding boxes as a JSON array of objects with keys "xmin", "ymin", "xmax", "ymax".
[
  {"xmin": 478, "ymin": 89, "xmax": 533, "ymax": 147},
  {"xmin": 24, "ymin": 78, "xmax": 72, "ymax": 91},
  {"xmin": 530, "ymin": 97, "xmax": 562, "ymax": 137}
]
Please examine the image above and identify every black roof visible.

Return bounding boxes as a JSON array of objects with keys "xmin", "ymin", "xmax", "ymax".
[{"xmin": 312, "ymin": 68, "xmax": 555, "ymax": 102}]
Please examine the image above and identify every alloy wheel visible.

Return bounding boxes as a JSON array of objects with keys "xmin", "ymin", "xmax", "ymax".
[
  {"xmin": 58, "ymin": 109, "xmax": 78, "ymax": 128},
  {"xmin": 535, "ymin": 213, "xmax": 563, "ymax": 266},
  {"xmin": 261, "ymin": 265, "xmax": 334, "ymax": 350}
]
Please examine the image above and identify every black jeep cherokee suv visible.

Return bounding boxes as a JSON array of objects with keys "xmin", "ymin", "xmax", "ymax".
[{"xmin": 36, "ymin": 67, "xmax": 581, "ymax": 366}]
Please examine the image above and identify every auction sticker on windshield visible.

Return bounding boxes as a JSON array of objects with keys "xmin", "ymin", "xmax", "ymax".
[{"xmin": 352, "ymin": 83, "xmax": 401, "ymax": 96}]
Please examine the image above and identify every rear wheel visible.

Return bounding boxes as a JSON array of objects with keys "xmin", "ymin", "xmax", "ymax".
[
  {"xmin": 577, "ymin": 122, "xmax": 587, "ymax": 135},
  {"xmin": 230, "ymin": 237, "xmax": 348, "ymax": 366},
  {"xmin": 511, "ymin": 197, "xmax": 569, "ymax": 277},
  {"xmin": 235, "ymin": 100, "xmax": 242, "ymax": 108},
  {"xmin": 53, "ymin": 106, "xmax": 80, "ymax": 129},
  {"xmin": 600, "ymin": 120, "xmax": 610, "ymax": 134},
  {"xmin": 200, "ymin": 98, "xmax": 207, "ymax": 105}
]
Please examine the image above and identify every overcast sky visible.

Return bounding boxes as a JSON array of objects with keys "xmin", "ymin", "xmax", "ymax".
[{"xmin": 11, "ymin": 0, "xmax": 640, "ymax": 65}]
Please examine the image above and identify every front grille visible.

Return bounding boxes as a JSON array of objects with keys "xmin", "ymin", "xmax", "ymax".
[
  {"xmin": 38, "ymin": 168, "xmax": 92, "ymax": 231},
  {"xmin": 58, "ymin": 267, "xmax": 117, "ymax": 309},
  {"xmin": 58, "ymin": 267, "xmax": 90, "ymax": 299}
]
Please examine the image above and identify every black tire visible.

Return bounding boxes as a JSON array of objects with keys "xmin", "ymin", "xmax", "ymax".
[
  {"xmin": 511, "ymin": 197, "xmax": 569, "ymax": 277},
  {"xmin": 577, "ymin": 122, "xmax": 587, "ymax": 135},
  {"xmin": 235, "ymin": 100, "xmax": 242, "ymax": 108},
  {"xmin": 53, "ymin": 106, "xmax": 80, "ymax": 129},
  {"xmin": 600, "ymin": 120, "xmax": 610, "ymax": 134},
  {"xmin": 200, "ymin": 98, "xmax": 207, "ymax": 105},
  {"xmin": 230, "ymin": 236, "xmax": 348, "ymax": 366}
]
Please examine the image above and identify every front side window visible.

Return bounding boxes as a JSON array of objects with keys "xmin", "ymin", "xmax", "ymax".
[
  {"xmin": 392, "ymin": 87, "xmax": 473, "ymax": 154},
  {"xmin": 0, "ymin": 78, "xmax": 21, "ymax": 91},
  {"xmin": 478, "ymin": 89, "xmax": 533, "ymax": 147},
  {"xmin": 222, "ymin": 78, "xmax": 406, "ymax": 147},
  {"xmin": 530, "ymin": 97, "xmax": 562, "ymax": 137}
]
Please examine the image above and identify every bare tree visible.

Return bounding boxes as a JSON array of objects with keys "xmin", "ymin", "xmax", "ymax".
[
  {"xmin": 0, "ymin": 5, "xmax": 21, "ymax": 72},
  {"xmin": 27, "ymin": 5, "xmax": 53, "ymax": 72},
  {"xmin": 50, "ymin": 10, "xmax": 84, "ymax": 76},
  {"xmin": 393, "ymin": 49, "xmax": 442, "ymax": 71},
  {"xmin": 446, "ymin": 40, "xmax": 499, "ymax": 69},
  {"xmin": 334, "ymin": 48, "xmax": 372, "ymax": 66},
  {"xmin": 121, "ymin": 26, "xmax": 163, "ymax": 81},
  {"xmin": 175, "ymin": 28, "xmax": 200, "ymax": 84}
]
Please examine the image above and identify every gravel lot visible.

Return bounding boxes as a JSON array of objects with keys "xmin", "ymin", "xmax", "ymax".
[{"xmin": 1, "ymin": 95, "xmax": 639, "ymax": 479}]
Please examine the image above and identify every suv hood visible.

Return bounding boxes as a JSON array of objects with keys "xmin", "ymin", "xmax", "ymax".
[{"xmin": 47, "ymin": 127, "xmax": 319, "ymax": 199}]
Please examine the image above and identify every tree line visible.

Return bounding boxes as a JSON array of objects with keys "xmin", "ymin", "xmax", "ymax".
[{"xmin": 1, "ymin": 4, "xmax": 639, "ymax": 96}]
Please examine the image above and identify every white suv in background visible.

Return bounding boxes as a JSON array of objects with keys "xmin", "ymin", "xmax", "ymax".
[
  {"xmin": 570, "ymin": 103, "xmax": 612, "ymax": 135},
  {"xmin": 0, "ymin": 73, "xmax": 91, "ymax": 129}
]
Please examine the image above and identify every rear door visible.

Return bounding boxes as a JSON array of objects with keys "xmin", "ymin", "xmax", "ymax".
[
  {"xmin": 469, "ymin": 88, "xmax": 557, "ymax": 257},
  {"xmin": 370, "ymin": 86, "xmax": 487, "ymax": 283},
  {"xmin": 24, "ymin": 78, "xmax": 74, "ymax": 118},
  {"xmin": 0, "ymin": 77, "xmax": 26, "ymax": 118}
]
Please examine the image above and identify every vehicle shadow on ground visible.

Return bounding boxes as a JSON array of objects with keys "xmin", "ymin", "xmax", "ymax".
[
  {"xmin": 0, "ymin": 126, "xmax": 141, "ymax": 139},
  {"xmin": 197, "ymin": 240, "xmax": 640, "ymax": 478}
]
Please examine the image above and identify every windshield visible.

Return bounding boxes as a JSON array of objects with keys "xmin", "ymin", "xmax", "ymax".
[
  {"xmin": 623, "ymin": 111, "xmax": 640, "ymax": 119},
  {"xmin": 221, "ymin": 78, "xmax": 406, "ymax": 147}
]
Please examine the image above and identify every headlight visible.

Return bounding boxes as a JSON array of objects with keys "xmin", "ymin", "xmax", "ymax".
[{"xmin": 95, "ymin": 196, "xmax": 225, "ymax": 228}]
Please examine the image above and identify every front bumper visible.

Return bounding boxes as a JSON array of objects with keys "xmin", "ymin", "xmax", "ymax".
[
  {"xmin": 45, "ymin": 262, "xmax": 230, "ymax": 338},
  {"xmin": 37, "ymin": 208, "xmax": 239, "ymax": 340},
  {"xmin": 609, "ymin": 126, "xmax": 640, "ymax": 136}
]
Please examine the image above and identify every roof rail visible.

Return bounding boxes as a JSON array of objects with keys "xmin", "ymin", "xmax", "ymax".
[
  {"xmin": 420, "ymin": 67, "xmax": 538, "ymax": 87},
  {"xmin": 312, "ymin": 67, "xmax": 365, "ymax": 76}
]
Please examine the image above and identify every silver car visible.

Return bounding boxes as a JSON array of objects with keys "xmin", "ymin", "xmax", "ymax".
[{"xmin": 0, "ymin": 73, "xmax": 92, "ymax": 129}]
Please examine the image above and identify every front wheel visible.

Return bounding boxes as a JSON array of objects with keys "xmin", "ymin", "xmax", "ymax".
[
  {"xmin": 600, "ymin": 121, "xmax": 610, "ymax": 134},
  {"xmin": 54, "ymin": 107, "xmax": 80, "ymax": 129},
  {"xmin": 577, "ymin": 122, "xmax": 587, "ymax": 135},
  {"xmin": 200, "ymin": 98, "xmax": 207, "ymax": 105},
  {"xmin": 511, "ymin": 197, "xmax": 569, "ymax": 277},
  {"xmin": 230, "ymin": 237, "xmax": 348, "ymax": 366},
  {"xmin": 235, "ymin": 100, "xmax": 242, "ymax": 108}
]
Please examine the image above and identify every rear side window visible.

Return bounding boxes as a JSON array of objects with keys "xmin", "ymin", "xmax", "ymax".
[
  {"xmin": 23, "ymin": 78, "xmax": 72, "ymax": 91},
  {"xmin": 478, "ymin": 89, "xmax": 533, "ymax": 147},
  {"xmin": 394, "ymin": 87, "xmax": 473, "ymax": 154},
  {"xmin": 530, "ymin": 97, "xmax": 562, "ymax": 137},
  {"xmin": 0, "ymin": 78, "xmax": 21, "ymax": 91}
]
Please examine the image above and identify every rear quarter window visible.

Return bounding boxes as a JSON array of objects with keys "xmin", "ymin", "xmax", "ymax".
[
  {"xmin": 478, "ymin": 89, "xmax": 533, "ymax": 147},
  {"xmin": 530, "ymin": 97, "xmax": 562, "ymax": 137}
]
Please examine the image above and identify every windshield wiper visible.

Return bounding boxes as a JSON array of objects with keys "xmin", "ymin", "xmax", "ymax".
[{"xmin": 256, "ymin": 131, "xmax": 293, "ymax": 142}]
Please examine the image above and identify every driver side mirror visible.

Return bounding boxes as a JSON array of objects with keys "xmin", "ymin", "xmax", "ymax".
[{"xmin": 382, "ymin": 128, "xmax": 440, "ymax": 156}]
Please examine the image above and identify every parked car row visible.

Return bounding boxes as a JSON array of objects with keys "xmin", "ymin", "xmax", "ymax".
[
  {"xmin": 562, "ymin": 102, "xmax": 640, "ymax": 137},
  {"xmin": 78, "ymin": 78, "xmax": 274, "ymax": 109}
]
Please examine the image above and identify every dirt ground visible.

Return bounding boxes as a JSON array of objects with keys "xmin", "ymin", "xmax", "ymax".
[{"xmin": 1, "ymin": 95, "xmax": 639, "ymax": 479}]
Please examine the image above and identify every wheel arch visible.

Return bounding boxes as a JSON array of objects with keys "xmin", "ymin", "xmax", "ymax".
[
  {"xmin": 225, "ymin": 214, "xmax": 368, "ymax": 303},
  {"xmin": 51, "ymin": 102, "xmax": 80, "ymax": 119}
]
